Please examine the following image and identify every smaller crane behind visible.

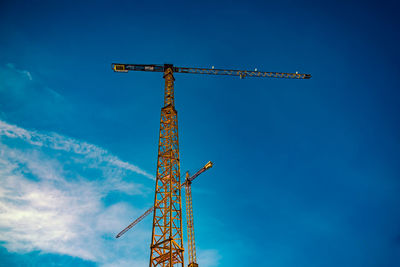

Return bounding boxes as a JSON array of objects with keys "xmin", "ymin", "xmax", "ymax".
[
  {"xmin": 184, "ymin": 161, "xmax": 212, "ymax": 267},
  {"xmin": 116, "ymin": 161, "xmax": 213, "ymax": 256}
]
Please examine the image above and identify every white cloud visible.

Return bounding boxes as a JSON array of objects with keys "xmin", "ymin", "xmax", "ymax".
[
  {"xmin": 0, "ymin": 120, "xmax": 155, "ymax": 180},
  {"xmin": 0, "ymin": 120, "xmax": 153, "ymax": 266},
  {"xmin": 0, "ymin": 120, "xmax": 219, "ymax": 266},
  {"xmin": 25, "ymin": 71, "xmax": 32, "ymax": 81},
  {"xmin": 5, "ymin": 63, "xmax": 32, "ymax": 80},
  {"xmin": 0, "ymin": 63, "xmax": 72, "ymax": 126}
]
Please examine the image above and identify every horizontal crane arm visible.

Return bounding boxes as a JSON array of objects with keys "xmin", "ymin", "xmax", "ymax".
[
  {"xmin": 175, "ymin": 67, "xmax": 311, "ymax": 79},
  {"xmin": 111, "ymin": 63, "xmax": 311, "ymax": 79}
]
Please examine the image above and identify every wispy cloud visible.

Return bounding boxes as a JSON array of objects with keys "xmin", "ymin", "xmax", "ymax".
[
  {"xmin": 0, "ymin": 120, "xmax": 153, "ymax": 266},
  {"xmin": 0, "ymin": 63, "xmax": 74, "ymax": 128},
  {"xmin": 0, "ymin": 120, "xmax": 154, "ymax": 180},
  {"xmin": 0, "ymin": 119, "xmax": 220, "ymax": 266},
  {"xmin": 5, "ymin": 63, "xmax": 32, "ymax": 80}
]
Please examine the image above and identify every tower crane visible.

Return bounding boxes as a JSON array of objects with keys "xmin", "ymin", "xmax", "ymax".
[
  {"xmin": 112, "ymin": 63, "xmax": 311, "ymax": 267},
  {"xmin": 116, "ymin": 162, "xmax": 213, "ymax": 240},
  {"xmin": 116, "ymin": 162, "xmax": 212, "ymax": 267},
  {"xmin": 184, "ymin": 161, "xmax": 212, "ymax": 267}
]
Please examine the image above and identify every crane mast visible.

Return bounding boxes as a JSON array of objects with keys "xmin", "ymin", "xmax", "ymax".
[
  {"xmin": 148, "ymin": 65, "xmax": 184, "ymax": 266},
  {"xmin": 185, "ymin": 174, "xmax": 196, "ymax": 267},
  {"xmin": 184, "ymin": 161, "xmax": 212, "ymax": 267}
]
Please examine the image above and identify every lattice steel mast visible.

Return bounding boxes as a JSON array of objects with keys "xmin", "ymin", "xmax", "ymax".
[
  {"xmin": 185, "ymin": 172, "xmax": 196, "ymax": 267},
  {"xmin": 147, "ymin": 65, "xmax": 184, "ymax": 266}
]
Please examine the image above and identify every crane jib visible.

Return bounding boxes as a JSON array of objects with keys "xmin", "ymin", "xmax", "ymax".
[{"xmin": 111, "ymin": 63, "xmax": 311, "ymax": 79}]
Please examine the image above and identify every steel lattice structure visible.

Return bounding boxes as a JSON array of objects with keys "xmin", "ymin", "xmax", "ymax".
[
  {"xmin": 185, "ymin": 173, "xmax": 197, "ymax": 267},
  {"xmin": 148, "ymin": 66, "xmax": 184, "ymax": 266}
]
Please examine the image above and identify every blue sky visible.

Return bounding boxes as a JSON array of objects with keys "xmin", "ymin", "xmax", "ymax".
[{"xmin": 0, "ymin": 0, "xmax": 399, "ymax": 266}]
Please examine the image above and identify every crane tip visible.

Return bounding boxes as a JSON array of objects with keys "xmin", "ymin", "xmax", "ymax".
[{"xmin": 204, "ymin": 161, "xmax": 213, "ymax": 169}]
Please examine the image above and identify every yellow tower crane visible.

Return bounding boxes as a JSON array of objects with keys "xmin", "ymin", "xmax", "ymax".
[
  {"xmin": 115, "ymin": 162, "xmax": 213, "ymax": 239},
  {"xmin": 184, "ymin": 161, "xmax": 213, "ymax": 267},
  {"xmin": 112, "ymin": 63, "xmax": 311, "ymax": 267},
  {"xmin": 115, "ymin": 162, "xmax": 213, "ymax": 267}
]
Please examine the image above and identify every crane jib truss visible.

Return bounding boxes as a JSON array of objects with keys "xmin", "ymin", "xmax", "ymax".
[{"xmin": 112, "ymin": 63, "xmax": 311, "ymax": 79}]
